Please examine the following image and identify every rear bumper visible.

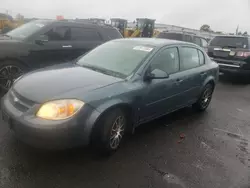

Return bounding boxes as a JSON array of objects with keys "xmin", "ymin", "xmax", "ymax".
[
  {"xmin": 212, "ymin": 58, "xmax": 250, "ymax": 76},
  {"xmin": 219, "ymin": 67, "xmax": 250, "ymax": 75}
]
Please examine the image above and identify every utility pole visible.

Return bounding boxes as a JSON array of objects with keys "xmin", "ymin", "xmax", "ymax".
[{"xmin": 236, "ymin": 25, "xmax": 239, "ymax": 35}]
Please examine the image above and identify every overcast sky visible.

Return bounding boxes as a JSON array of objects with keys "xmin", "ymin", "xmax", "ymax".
[{"xmin": 1, "ymin": 0, "xmax": 250, "ymax": 33}]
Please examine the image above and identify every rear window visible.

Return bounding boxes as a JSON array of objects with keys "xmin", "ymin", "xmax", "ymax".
[
  {"xmin": 210, "ymin": 36, "xmax": 249, "ymax": 48},
  {"xmin": 104, "ymin": 28, "xmax": 123, "ymax": 40},
  {"xmin": 157, "ymin": 33, "xmax": 183, "ymax": 41}
]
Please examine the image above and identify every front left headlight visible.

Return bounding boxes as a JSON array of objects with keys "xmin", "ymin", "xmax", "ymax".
[{"xmin": 36, "ymin": 99, "xmax": 84, "ymax": 120}]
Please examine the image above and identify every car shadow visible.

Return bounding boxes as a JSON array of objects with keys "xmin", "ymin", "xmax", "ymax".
[{"xmin": 219, "ymin": 74, "xmax": 250, "ymax": 85}]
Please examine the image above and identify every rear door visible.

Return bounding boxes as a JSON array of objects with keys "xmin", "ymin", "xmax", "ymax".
[
  {"xmin": 175, "ymin": 46, "xmax": 204, "ymax": 106},
  {"xmin": 69, "ymin": 27, "xmax": 104, "ymax": 59}
]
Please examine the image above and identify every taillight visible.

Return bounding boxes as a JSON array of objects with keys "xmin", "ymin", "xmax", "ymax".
[{"xmin": 236, "ymin": 51, "xmax": 250, "ymax": 58}]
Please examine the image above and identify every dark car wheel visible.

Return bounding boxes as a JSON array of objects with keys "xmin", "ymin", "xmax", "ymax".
[
  {"xmin": 92, "ymin": 108, "xmax": 127, "ymax": 154},
  {"xmin": 0, "ymin": 60, "xmax": 27, "ymax": 94},
  {"xmin": 193, "ymin": 83, "xmax": 214, "ymax": 112}
]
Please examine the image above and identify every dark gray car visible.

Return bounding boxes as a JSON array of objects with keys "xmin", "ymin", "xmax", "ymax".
[{"xmin": 1, "ymin": 38, "xmax": 219, "ymax": 153}]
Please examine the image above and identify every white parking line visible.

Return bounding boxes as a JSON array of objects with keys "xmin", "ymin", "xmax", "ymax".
[{"xmin": 213, "ymin": 128, "xmax": 243, "ymax": 138}]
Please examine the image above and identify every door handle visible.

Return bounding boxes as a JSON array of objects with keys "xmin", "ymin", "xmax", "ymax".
[
  {"xmin": 62, "ymin": 45, "xmax": 72, "ymax": 48},
  {"xmin": 200, "ymin": 72, "xmax": 207, "ymax": 76},
  {"xmin": 175, "ymin": 79, "xmax": 183, "ymax": 84}
]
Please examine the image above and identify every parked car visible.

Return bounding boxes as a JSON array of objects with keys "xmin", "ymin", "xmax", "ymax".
[
  {"xmin": 156, "ymin": 31, "xmax": 208, "ymax": 52},
  {"xmin": 0, "ymin": 19, "xmax": 123, "ymax": 92},
  {"xmin": 1, "ymin": 38, "xmax": 219, "ymax": 153},
  {"xmin": 207, "ymin": 35, "xmax": 250, "ymax": 77}
]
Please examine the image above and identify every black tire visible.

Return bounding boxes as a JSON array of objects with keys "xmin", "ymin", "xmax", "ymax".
[
  {"xmin": 193, "ymin": 83, "xmax": 214, "ymax": 112},
  {"xmin": 91, "ymin": 108, "xmax": 127, "ymax": 154},
  {"xmin": 0, "ymin": 60, "xmax": 28, "ymax": 95}
]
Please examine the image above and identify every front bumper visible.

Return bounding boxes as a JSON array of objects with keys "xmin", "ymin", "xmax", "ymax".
[{"xmin": 1, "ymin": 92, "xmax": 101, "ymax": 150}]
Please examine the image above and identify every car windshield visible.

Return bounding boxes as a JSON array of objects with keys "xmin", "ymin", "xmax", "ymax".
[
  {"xmin": 210, "ymin": 36, "xmax": 249, "ymax": 48},
  {"xmin": 76, "ymin": 40, "xmax": 154, "ymax": 78},
  {"xmin": 7, "ymin": 20, "xmax": 49, "ymax": 39}
]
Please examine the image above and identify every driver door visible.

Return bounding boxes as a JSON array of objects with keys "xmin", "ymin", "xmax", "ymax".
[
  {"xmin": 140, "ymin": 47, "xmax": 183, "ymax": 122},
  {"xmin": 28, "ymin": 26, "xmax": 73, "ymax": 69}
]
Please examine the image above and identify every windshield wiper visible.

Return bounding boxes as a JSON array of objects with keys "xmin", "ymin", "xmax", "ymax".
[
  {"xmin": 2, "ymin": 34, "xmax": 12, "ymax": 39},
  {"xmin": 80, "ymin": 64, "xmax": 125, "ymax": 78}
]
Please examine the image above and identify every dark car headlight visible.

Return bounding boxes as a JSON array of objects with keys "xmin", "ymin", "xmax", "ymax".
[{"xmin": 36, "ymin": 99, "xmax": 84, "ymax": 120}]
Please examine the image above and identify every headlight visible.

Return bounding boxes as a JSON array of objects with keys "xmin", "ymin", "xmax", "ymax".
[{"xmin": 36, "ymin": 99, "xmax": 84, "ymax": 120}]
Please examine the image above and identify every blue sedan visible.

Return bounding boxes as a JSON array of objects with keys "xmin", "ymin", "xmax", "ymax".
[{"xmin": 1, "ymin": 38, "xmax": 219, "ymax": 153}]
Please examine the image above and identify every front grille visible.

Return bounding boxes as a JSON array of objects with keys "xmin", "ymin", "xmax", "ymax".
[{"xmin": 8, "ymin": 89, "xmax": 35, "ymax": 112}]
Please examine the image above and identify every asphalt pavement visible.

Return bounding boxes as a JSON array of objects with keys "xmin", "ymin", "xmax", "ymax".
[{"xmin": 0, "ymin": 75, "xmax": 249, "ymax": 188}]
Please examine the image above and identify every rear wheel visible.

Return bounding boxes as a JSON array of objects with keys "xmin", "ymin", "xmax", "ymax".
[
  {"xmin": 92, "ymin": 109, "xmax": 127, "ymax": 154},
  {"xmin": 193, "ymin": 83, "xmax": 214, "ymax": 111},
  {"xmin": 0, "ymin": 60, "xmax": 27, "ymax": 94}
]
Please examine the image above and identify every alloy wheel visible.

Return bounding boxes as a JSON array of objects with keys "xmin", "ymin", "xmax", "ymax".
[
  {"xmin": 0, "ymin": 65, "xmax": 23, "ymax": 91},
  {"xmin": 200, "ymin": 87, "xmax": 213, "ymax": 109},
  {"xmin": 109, "ymin": 116, "xmax": 125, "ymax": 149}
]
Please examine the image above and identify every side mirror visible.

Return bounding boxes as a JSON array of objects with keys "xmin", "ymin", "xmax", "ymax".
[
  {"xmin": 35, "ymin": 35, "xmax": 48, "ymax": 45},
  {"xmin": 144, "ymin": 68, "xmax": 169, "ymax": 81}
]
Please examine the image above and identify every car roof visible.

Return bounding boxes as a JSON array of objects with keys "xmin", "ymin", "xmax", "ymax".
[{"xmin": 113, "ymin": 38, "xmax": 192, "ymax": 47}]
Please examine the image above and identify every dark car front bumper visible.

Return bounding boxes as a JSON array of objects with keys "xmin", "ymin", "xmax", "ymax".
[{"xmin": 1, "ymin": 92, "xmax": 101, "ymax": 150}]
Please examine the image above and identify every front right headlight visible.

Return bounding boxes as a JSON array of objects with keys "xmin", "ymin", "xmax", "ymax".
[{"xmin": 36, "ymin": 99, "xmax": 84, "ymax": 120}]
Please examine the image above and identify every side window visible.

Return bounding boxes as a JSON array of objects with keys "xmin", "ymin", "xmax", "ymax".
[
  {"xmin": 71, "ymin": 27, "xmax": 101, "ymax": 41},
  {"xmin": 184, "ymin": 35, "xmax": 192, "ymax": 42},
  {"xmin": 151, "ymin": 47, "xmax": 179, "ymax": 75},
  {"xmin": 201, "ymin": 38, "xmax": 208, "ymax": 48},
  {"xmin": 198, "ymin": 50, "xmax": 205, "ymax": 65},
  {"xmin": 45, "ymin": 27, "xmax": 70, "ymax": 41},
  {"xmin": 104, "ymin": 28, "xmax": 123, "ymax": 40},
  {"xmin": 180, "ymin": 47, "xmax": 200, "ymax": 70},
  {"xmin": 193, "ymin": 37, "xmax": 202, "ymax": 46}
]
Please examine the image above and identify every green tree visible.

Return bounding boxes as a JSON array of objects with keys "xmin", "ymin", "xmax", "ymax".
[{"xmin": 200, "ymin": 24, "xmax": 212, "ymax": 32}]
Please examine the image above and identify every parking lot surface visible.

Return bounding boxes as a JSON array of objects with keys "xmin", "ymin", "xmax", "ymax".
[{"xmin": 0, "ymin": 76, "xmax": 249, "ymax": 188}]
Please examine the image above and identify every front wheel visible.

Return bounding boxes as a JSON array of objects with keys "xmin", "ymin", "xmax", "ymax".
[
  {"xmin": 193, "ymin": 83, "xmax": 214, "ymax": 112},
  {"xmin": 92, "ymin": 109, "xmax": 127, "ymax": 154},
  {"xmin": 0, "ymin": 60, "xmax": 26, "ymax": 94}
]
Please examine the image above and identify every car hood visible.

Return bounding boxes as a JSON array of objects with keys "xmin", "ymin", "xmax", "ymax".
[
  {"xmin": 12, "ymin": 63, "xmax": 123, "ymax": 103},
  {"xmin": 0, "ymin": 35, "xmax": 22, "ymax": 56},
  {"xmin": 0, "ymin": 35, "xmax": 19, "ymax": 43}
]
